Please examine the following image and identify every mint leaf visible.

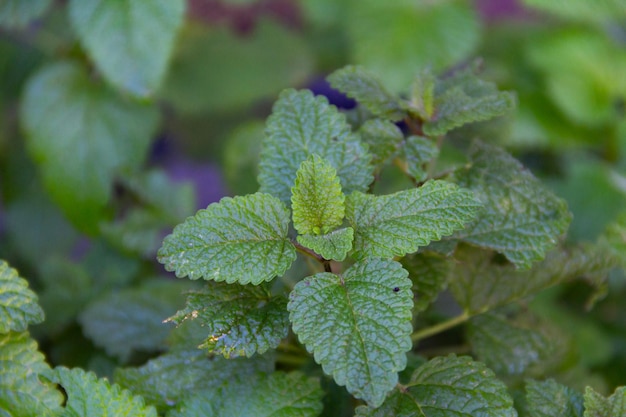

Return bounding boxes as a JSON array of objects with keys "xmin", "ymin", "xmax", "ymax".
[
  {"xmin": 404, "ymin": 136, "xmax": 439, "ymax": 182},
  {"xmin": 401, "ymin": 252, "xmax": 451, "ymax": 313},
  {"xmin": 407, "ymin": 67, "xmax": 436, "ymax": 120},
  {"xmin": 158, "ymin": 193, "xmax": 296, "ymax": 285},
  {"xmin": 258, "ymin": 89, "xmax": 373, "ymax": 204},
  {"xmin": 68, "ymin": 0, "xmax": 185, "ymax": 97},
  {"xmin": 526, "ymin": 379, "xmax": 584, "ymax": 417},
  {"xmin": 0, "ymin": 0, "xmax": 51, "ymax": 29},
  {"xmin": 601, "ymin": 212, "xmax": 626, "ymax": 266},
  {"xmin": 288, "ymin": 258, "xmax": 413, "ymax": 407},
  {"xmin": 346, "ymin": 180, "xmax": 481, "ymax": 260},
  {"xmin": 49, "ymin": 367, "xmax": 156, "ymax": 417},
  {"xmin": 454, "ymin": 141, "xmax": 571, "ymax": 268},
  {"xmin": 297, "ymin": 227, "xmax": 354, "ymax": 261},
  {"xmin": 167, "ymin": 282, "xmax": 289, "ymax": 358},
  {"xmin": 358, "ymin": 119, "xmax": 404, "ymax": 166},
  {"xmin": 21, "ymin": 61, "xmax": 159, "ymax": 232},
  {"xmin": 327, "ymin": 65, "xmax": 406, "ymax": 121},
  {"xmin": 0, "ymin": 260, "xmax": 44, "ymax": 333},
  {"xmin": 584, "ymin": 386, "xmax": 626, "ymax": 417},
  {"xmin": 0, "ymin": 332, "xmax": 63, "ymax": 417},
  {"xmin": 355, "ymin": 355, "xmax": 516, "ymax": 416},
  {"xmin": 291, "ymin": 154, "xmax": 346, "ymax": 235}
]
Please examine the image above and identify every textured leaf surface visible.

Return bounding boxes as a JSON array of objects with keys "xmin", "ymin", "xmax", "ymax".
[
  {"xmin": 69, "ymin": 0, "xmax": 185, "ymax": 97},
  {"xmin": 49, "ymin": 367, "xmax": 156, "ymax": 417},
  {"xmin": 21, "ymin": 61, "xmax": 159, "ymax": 232},
  {"xmin": 0, "ymin": 332, "xmax": 63, "ymax": 417},
  {"xmin": 168, "ymin": 282, "xmax": 289, "ymax": 358},
  {"xmin": 584, "ymin": 386, "xmax": 626, "ymax": 417},
  {"xmin": 526, "ymin": 379, "xmax": 584, "ymax": 417},
  {"xmin": 601, "ymin": 212, "xmax": 626, "ymax": 267},
  {"xmin": 401, "ymin": 252, "xmax": 451, "ymax": 313},
  {"xmin": 358, "ymin": 119, "xmax": 404, "ymax": 166},
  {"xmin": 346, "ymin": 180, "xmax": 481, "ymax": 259},
  {"xmin": 288, "ymin": 259, "xmax": 413, "ymax": 407},
  {"xmin": 168, "ymin": 371, "xmax": 323, "ymax": 417},
  {"xmin": 454, "ymin": 141, "xmax": 571, "ymax": 268},
  {"xmin": 355, "ymin": 355, "xmax": 516, "ymax": 416},
  {"xmin": 297, "ymin": 227, "xmax": 354, "ymax": 261},
  {"xmin": 258, "ymin": 89, "xmax": 373, "ymax": 204},
  {"xmin": 407, "ymin": 67, "xmax": 436, "ymax": 120},
  {"xmin": 292, "ymin": 154, "xmax": 345, "ymax": 235},
  {"xmin": 158, "ymin": 193, "xmax": 295, "ymax": 284},
  {"xmin": 0, "ymin": 260, "xmax": 44, "ymax": 333},
  {"xmin": 0, "ymin": 0, "xmax": 51, "ymax": 29},
  {"xmin": 115, "ymin": 350, "xmax": 272, "ymax": 411},
  {"xmin": 404, "ymin": 136, "xmax": 439, "ymax": 182},
  {"xmin": 327, "ymin": 65, "xmax": 406, "ymax": 121}
]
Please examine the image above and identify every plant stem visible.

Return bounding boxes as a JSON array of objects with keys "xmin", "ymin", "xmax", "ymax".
[{"xmin": 411, "ymin": 311, "xmax": 470, "ymax": 343}]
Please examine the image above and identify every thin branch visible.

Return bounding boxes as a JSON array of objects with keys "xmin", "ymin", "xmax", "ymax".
[{"xmin": 411, "ymin": 311, "xmax": 470, "ymax": 343}]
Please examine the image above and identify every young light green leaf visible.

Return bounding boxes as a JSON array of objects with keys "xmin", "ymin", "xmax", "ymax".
[
  {"xmin": 48, "ymin": 367, "xmax": 156, "ymax": 417},
  {"xmin": 346, "ymin": 180, "xmax": 481, "ymax": 260},
  {"xmin": 158, "ymin": 193, "xmax": 296, "ymax": 285},
  {"xmin": 167, "ymin": 282, "xmax": 289, "ymax": 358},
  {"xmin": 326, "ymin": 65, "xmax": 406, "ymax": 121},
  {"xmin": 401, "ymin": 252, "xmax": 451, "ymax": 313},
  {"xmin": 584, "ymin": 386, "xmax": 626, "ymax": 417},
  {"xmin": 68, "ymin": 0, "xmax": 185, "ymax": 97},
  {"xmin": 0, "ymin": 0, "xmax": 51, "ymax": 29},
  {"xmin": 0, "ymin": 332, "xmax": 63, "ymax": 417},
  {"xmin": 288, "ymin": 258, "xmax": 413, "ymax": 407},
  {"xmin": 355, "ymin": 355, "xmax": 517, "ymax": 416},
  {"xmin": 168, "ymin": 371, "xmax": 323, "ymax": 417},
  {"xmin": 297, "ymin": 227, "xmax": 354, "ymax": 261},
  {"xmin": 258, "ymin": 89, "xmax": 373, "ymax": 205},
  {"xmin": 454, "ymin": 141, "xmax": 571, "ymax": 268},
  {"xmin": 403, "ymin": 136, "xmax": 439, "ymax": 182},
  {"xmin": 21, "ymin": 60, "xmax": 159, "ymax": 233},
  {"xmin": 526, "ymin": 379, "xmax": 584, "ymax": 417},
  {"xmin": 407, "ymin": 67, "xmax": 436, "ymax": 120},
  {"xmin": 291, "ymin": 154, "xmax": 346, "ymax": 235},
  {"xmin": 0, "ymin": 260, "xmax": 44, "ymax": 333},
  {"xmin": 357, "ymin": 118, "xmax": 404, "ymax": 166}
]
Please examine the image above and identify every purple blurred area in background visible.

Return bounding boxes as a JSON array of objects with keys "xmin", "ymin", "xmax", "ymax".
[
  {"xmin": 475, "ymin": 0, "xmax": 531, "ymax": 22},
  {"xmin": 166, "ymin": 159, "xmax": 227, "ymax": 209}
]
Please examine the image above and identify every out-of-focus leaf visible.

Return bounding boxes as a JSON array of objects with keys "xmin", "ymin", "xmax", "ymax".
[
  {"xmin": 0, "ymin": 0, "xmax": 51, "ymax": 29},
  {"xmin": 223, "ymin": 120, "xmax": 265, "ymax": 196},
  {"xmin": 0, "ymin": 260, "xmax": 44, "ymax": 333},
  {"xmin": 523, "ymin": 0, "xmax": 626, "ymax": 24},
  {"xmin": 403, "ymin": 136, "xmax": 439, "ymax": 182},
  {"xmin": 526, "ymin": 379, "xmax": 584, "ymax": 417},
  {"xmin": 357, "ymin": 119, "xmax": 404, "ymax": 167},
  {"xmin": 401, "ymin": 251, "xmax": 451, "ymax": 313}
]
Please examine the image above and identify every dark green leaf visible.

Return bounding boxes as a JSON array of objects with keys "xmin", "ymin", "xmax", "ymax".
[
  {"xmin": 297, "ymin": 227, "xmax": 354, "ymax": 262},
  {"xmin": 0, "ymin": 0, "xmax": 51, "ymax": 29},
  {"xmin": 357, "ymin": 119, "xmax": 404, "ymax": 166},
  {"xmin": 584, "ymin": 386, "xmax": 626, "ymax": 417},
  {"xmin": 526, "ymin": 379, "xmax": 584, "ymax": 417},
  {"xmin": 0, "ymin": 260, "xmax": 44, "ymax": 333},
  {"xmin": 401, "ymin": 252, "xmax": 451, "ymax": 313},
  {"xmin": 403, "ymin": 136, "xmax": 439, "ymax": 182}
]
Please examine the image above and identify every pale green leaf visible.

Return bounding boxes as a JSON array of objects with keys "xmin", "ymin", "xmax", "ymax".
[
  {"xmin": 355, "ymin": 355, "xmax": 516, "ymax": 416},
  {"xmin": 288, "ymin": 258, "xmax": 413, "ymax": 407},
  {"xmin": 68, "ymin": 0, "xmax": 185, "ymax": 97},
  {"xmin": 454, "ymin": 141, "xmax": 571, "ymax": 268},
  {"xmin": 358, "ymin": 119, "xmax": 404, "ymax": 166},
  {"xmin": 401, "ymin": 252, "xmax": 451, "ymax": 313},
  {"xmin": 0, "ymin": 0, "xmax": 51, "ymax": 29},
  {"xmin": 407, "ymin": 67, "xmax": 436, "ymax": 120},
  {"xmin": 0, "ymin": 260, "xmax": 44, "ymax": 333},
  {"xmin": 326, "ymin": 65, "xmax": 406, "ymax": 121},
  {"xmin": 0, "ymin": 332, "xmax": 63, "ymax": 417},
  {"xmin": 167, "ymin": 282, "xmax": 289, "ymax": 358},
  {"xmin": 526, "ymin": 379, "xmax": 584, "ymax": 417},
  {"xmin": 291, "ymin": 154, "xmax": 346, "ymax": 235},
  {"xmin": 48, "ymin": 367, "xmax": 156, "ymax": 417},
  {"xmin": 223, "ymin": 121, "xmax": 265, "ymax": 196},
  {"xmin": 258, "ymin": 89, "xmax": 373, "ymax": 205},
  {"xmin": 158, "ymin": 193, "xmax": 296, "ymax": 285},
  {"xmin": 404, "ymin": 136, "xmax": 439, "ymax": 182},
  {"xmin": 584, "ymin": 386, "xmax": 626, "ymax": 417},
  {"xmin": 168, "ymin": 371, "xmax": 323, "ymax": 417},
  {"xmin": 346, "ymin": 180, "xmax": 481, "ymax": 260},
  {"xmin": 115, "ymin": 350, "xmax": 273, "ymax": 411},
  {"xmin": 297, "ymin": 227, "xmax": 354, "ymax": 261},
  {"xmin": 21, "ymin": 60, "xmax": 159, "ymax": 232}
]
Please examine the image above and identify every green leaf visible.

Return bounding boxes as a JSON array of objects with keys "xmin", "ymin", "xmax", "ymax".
[
  {"xmin": 355, "ymin": 355, "xmax": 516, "ymax": 416},
  {"xmin": 0, "ymin": 260, "xmax": 44, "ymax": 333},
  {"xmin": 288, "ymin": 258, "xmax": 413, "ymax": 407},
  {"xmin": 115, "ymin": 350, "xmax": 273, "ymax": 411},
  {"xmin": 523, "ymin": 0, "xmax": 626, "ymax": 24},
  {"xmin": 48, "ymin": 367, "xmax": 156, "ymax": 417},
  {"xmin": 584, "ymin": 386, "xmax": 626, "ymax": 417},
  {"xmin": 21, "ymin": 60, "xmax": 159, "ymax": 233},
  {"xmin": 68, "ymin": 0, "xmax": 185, "ymax": 97},
  {"xmin": 258, "ymin": 89, "xmax": 373, "ymax": 205},
  {"xmin": 403, "ymin": 136, "xmax": 439, "ymax": 182},
  {"xmin": 0, "ymin": 0, "xmax": 51, "ymax": 29},
  {"xmin": 346, "ymin": 180, "xmax": 481, "ymax": 260},
  {"xmin": 358, "ymin": 119, "xmax": 404, "ymax": 167},
  {"xmin": 401, "ymin": 252, "xmax": 451, "ymax": 313},
  {"xmin": 407, "ymin": 67, "xmax": 436, "ymax": 120},
  {"xmin": 454, "ymin": 141, "xmax": 571, "ymax": 268},
  {"xmin": 467, "ymin": 311, "xmax": 552, "ymax": 376},
  {"xmin": 167, "ymin": 282, "xmax": 289, "ymax": 358},
  {"xmin": 0, "ymin": 331, "xmax": 63, "ymax": 417},
  {"xmin": 526, "ymin": 379, "xmax": 584, "ymax": 417},
  {"xmin": 291, "ymin": 154, "xmax": 346, "ymax": 235},
  {"xmin": 78, "ymin": 280, "xmax": 188, "ymax": 361},
  {"xmin": 158, "ymin": 193, "xmax": 296, "ymax": 285},
  {"xmin": 326, "ymin": 65, "xmax": 406, "ymax": 121},
  {"xmin": 297, "ymin": 227, "xmax": 354, "ymax": 261},
  {"xmin": 601, "ymin": 212, "xmax": 626, "ymax": 267},
  {"xmin": 423, "ymin": 66, "xmax": 516, "ymax": 136},
  {"xmin": 168, "ymin": 371, "xmax": 323, "ymax": 417}
]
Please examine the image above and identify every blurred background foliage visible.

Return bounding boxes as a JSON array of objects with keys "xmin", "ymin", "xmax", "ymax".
[{"xmin": 0, "ymin": 0, "xmax": 625, "ymax": 404}]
